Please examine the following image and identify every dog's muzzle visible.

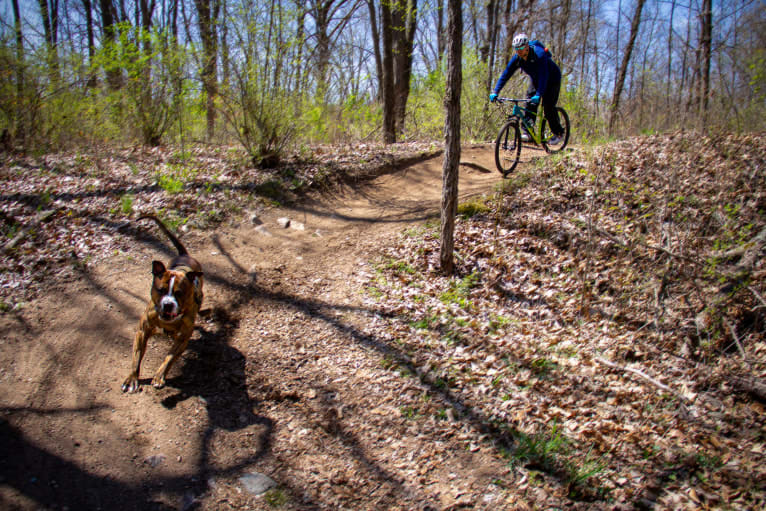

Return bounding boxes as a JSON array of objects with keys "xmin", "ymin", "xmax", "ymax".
[
  {"xmin": 159, "ymin": 297, "xmax": 180, "ymax": 321},
  {"xmin": 158, "ymin": 276, "xmax": 181, "ymax": 321}
]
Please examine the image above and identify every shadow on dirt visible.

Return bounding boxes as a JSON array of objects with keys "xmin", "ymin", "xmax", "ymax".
[
  {"xmin": 0, "ymin": 304, "xmax": 274, "ymax": 511},
  {"xmin": 161, "ymin": 306, "xmax": 273, "ymax": 472},
  {"xmin": 0, "ymin": 418, "xmax": 178, "ymax": 510}
]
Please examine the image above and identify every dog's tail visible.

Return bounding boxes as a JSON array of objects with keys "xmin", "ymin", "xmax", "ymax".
[{"xmin": 138, "ymin": 215, "xmax": 188, "ymax": 256}]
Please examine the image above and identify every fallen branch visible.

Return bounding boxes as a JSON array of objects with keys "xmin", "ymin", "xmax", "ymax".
[
  {"xmin": 710, "ymin": 226, "xmax": 766, "ymax": 267},
  {"xmin": 2, "ymin": 210, "xmax": 56, "ymax": 252},
  {"xmin": 595, "ymin": 356, "xmax": 690, "ymax": 403}
]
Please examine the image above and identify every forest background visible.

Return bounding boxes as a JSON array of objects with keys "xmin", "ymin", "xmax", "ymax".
[{"xmin": 1, "ymin": 0, "xmax": 764, "ymax": 160}]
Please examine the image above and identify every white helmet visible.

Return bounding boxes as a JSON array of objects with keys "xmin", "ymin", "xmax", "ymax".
[{"xmin": 512, "ymin": 33, "xmax": 529, "ymax": 49}]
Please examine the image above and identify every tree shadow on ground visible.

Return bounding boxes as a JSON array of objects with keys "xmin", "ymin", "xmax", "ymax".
[
  {"xmin": 0, "ymin": 418, "xmax": 178, "ymax": 511},
  {"xmin": 161, "ymin": 306, "xmax": 272, "ymax": 471}
]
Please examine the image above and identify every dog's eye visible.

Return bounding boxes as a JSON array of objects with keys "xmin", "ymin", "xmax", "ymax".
[{"xmin": 156, "ymin": 286, "xmax": 168, "ymax": 295}]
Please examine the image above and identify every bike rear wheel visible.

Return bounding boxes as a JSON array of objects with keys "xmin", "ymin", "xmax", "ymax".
[
  {"xmin": 495, "ymin": 118, "xmax": 522, "ymax": 176},
  {"xmin": 540, "ymin": 107, "xmax": 570, "ymax": 153}
]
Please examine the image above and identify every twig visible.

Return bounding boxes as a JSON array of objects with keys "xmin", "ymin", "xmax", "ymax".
[
  {"xmin": 748, "ymin": 286, "xmax": 766, "ymax": 309},
  {"xmin": 722, "ymin": 317, "xmax": 749, "ymax": 364},
  {"xmin": 595, "ymin": 356, "xmax": 690, "ymax": 403}
]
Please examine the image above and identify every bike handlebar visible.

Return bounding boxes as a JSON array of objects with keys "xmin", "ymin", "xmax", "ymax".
[{"xmin": 493, "ymin": 97, "xmax": 531, "ymax": 104}]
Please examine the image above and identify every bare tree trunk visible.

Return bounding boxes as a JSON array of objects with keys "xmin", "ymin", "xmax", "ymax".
[
  {"xmin": 313, "ymin": 1, "xmax": 332, "ymax": 103},
  {"xmin": 367, "ymin": 0, "xmax": 383, "ymax": 100},
  {"xmin": 666, "ymin": 0, "xmax": 676, "ymax": 111},
  {"xmin": 680, "ymin": 8, "xmax": 693, "ymax": 125},
  {"xmin": 9, "ymin": 0, "xmax": 24, "ymax": 148},
  {"xmin": 100, "ymin": 0, "xmax": 122, "ymax": 90},
  {"xmin": 608, "ymin": 0, "xmax": 646, "ymax": 135},
  {"xmin": 700, "ymin": 0, "xmax": 712, "ymax": 128},
  {"xmin": 485, "ymin": 0, "xmax": 501, "ymax": 91},
  {"xmin": 580, "ymin": 0, "xmax": 593, "ymax": 81},
  {"xmin": 194, "ymin": 0, "xmax": 220, "ymax": 142},
  {"xmin": 436, "ymin": 0, "xmax": 445, "ymax": 63},
  {"xmin": 295, "ymin": 3, "xmax": 307, "ymax": 95},
  {"xmin": 81, "ymin": 0, "xmax": 97, "ymax": 87},
  {"xmin": 480, "ymin": 0, "xmax": 495, "ymax": 63},
  {"xmin": 440, "ymin": 0, "xmax": 461, "ymax": 275},
  {"xmin": 381, "ymin": 0, "xmax": 396, "ymax": 143},
  {"xmin": 553, "ymin": 0, "xmax": 571, "ymax": 62},
  {"xmin": 392, "ymin": 0, "xmax": 418, "ymax": 136},
  {"xmin": 37, "ymin": 0, "xmax": 60, "ymax": 85},
  {"xmin": 220, "ymin": 0, "xmax": 229, "ymax": 90}
]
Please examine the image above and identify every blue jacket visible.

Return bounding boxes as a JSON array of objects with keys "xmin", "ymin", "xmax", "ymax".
[{"xmin": 493, "ymin": 45, "xmax": 561, "ymax": 97}]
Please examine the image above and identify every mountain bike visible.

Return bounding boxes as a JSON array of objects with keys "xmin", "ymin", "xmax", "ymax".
[{"xmin": 493, "ymin": 97, "xmax": 570, "ymax": 177}]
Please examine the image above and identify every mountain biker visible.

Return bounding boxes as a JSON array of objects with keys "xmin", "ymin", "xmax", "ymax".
[{"xmin": 489, "ymin": 33, "xmax": 564, "ymax": 145}]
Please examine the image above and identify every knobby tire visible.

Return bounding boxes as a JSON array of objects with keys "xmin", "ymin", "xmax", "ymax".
[
  {"xmin": 495, "ymin": 119, "xmax": 522, "ymax": 177},
  {"xmin": 540, "ymin": 107, "xmax": 570, "ymax": 153}
]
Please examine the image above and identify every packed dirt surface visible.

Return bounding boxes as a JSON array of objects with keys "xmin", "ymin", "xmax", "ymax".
[{"xmin": 1, "ymin": 144, "xmax": 523, "ymax": 510}]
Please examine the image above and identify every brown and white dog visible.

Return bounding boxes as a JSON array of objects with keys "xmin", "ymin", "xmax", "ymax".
[{"xmin": 122, "ymin": 215, "xmax": 204, "ymax": 393}]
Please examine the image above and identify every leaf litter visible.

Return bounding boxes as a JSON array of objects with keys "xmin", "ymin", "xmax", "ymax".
[{"xmin": 364, "ymin": 132, "xmax": 765, "ymax": 508}]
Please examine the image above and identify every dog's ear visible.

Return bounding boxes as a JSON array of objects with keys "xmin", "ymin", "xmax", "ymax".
[
  {"xmin": 186, "ymin": 271, "xmax": 203, "ymax": 286},
  {"xmin": 151, "ymin": 261, "xmax": 167, "ymax": 277}
]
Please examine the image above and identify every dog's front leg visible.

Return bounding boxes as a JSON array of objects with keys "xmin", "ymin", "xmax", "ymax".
[
  {"xmin": 151, "ymin": 328, "xmax": 192, "ymax": 389},
  {"xmin": 122, "ymin": 312, "xmax": 155, "ymax": 393}
]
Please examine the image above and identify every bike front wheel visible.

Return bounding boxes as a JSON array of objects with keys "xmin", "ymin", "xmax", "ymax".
[
  {"xmin": 540, "ymin": 107, "xmax": 570, "ymax": 153},
  {"xmin": 495, "ymin": 118, "xmax": 522, "ymax": 177}
]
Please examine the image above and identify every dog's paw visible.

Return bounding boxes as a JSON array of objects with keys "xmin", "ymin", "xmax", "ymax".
[
  {"xmin": 122, "ymin": 376, "xmax": 140, "ymax": 393},
  {"xmin": 151, "ymin": 375, "xmax": 166, "ymax": 389}
]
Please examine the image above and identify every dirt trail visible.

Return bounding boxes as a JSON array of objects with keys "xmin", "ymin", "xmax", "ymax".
[{"xmin": 0, "ymin": 145, "xmax": 524, "ymax": 510}]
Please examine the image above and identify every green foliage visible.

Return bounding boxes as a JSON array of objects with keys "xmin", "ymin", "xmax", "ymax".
[
  {"xmin": 559, "ymin": 81, "xmax": 607, "ymax": 145},
  {"xmin": 508, "ymin": 422, "xmax": 568, "ymax": 471},
  {"xmin": 120, "ymin": 193, "xmax": 134, "ymax": 215},
  {"xmin": 407, "ymin": 49, "xmax": 499, "ymax": 142},
  {"xmin": 383, "ymin": 258, "xmax": 416, "ymax": 274},
  {"xmin": 457, "ymin": 197, "xmax": 491, "ymax": 218},
  {"xmin": 90, "ymin": 24, "xmax": 190, "ymax": 146},
  {"xmin": 264, "ymin": 487, "xmax": 288, "ymax": 507},
  {"xmin": 440, "ymin": 271, "xmax": 480, "ymax": 308},
  {"xmin": 156, "ymin": 163, "xmax": 198, "ymax": 194},
  {"xmin": 0, "ymin": 43, "xmax": 49, "ymax": 150},
  {"xmin": 220, "ymin": 67, "xmax": 296, "ymax": 167},
  {"xmin": 301, "ymin": 95, "xmax": 382, "ymax": 144},
  {"xmin": 504, "ymin": 422, "xmax": 607, "ymax": 495}
]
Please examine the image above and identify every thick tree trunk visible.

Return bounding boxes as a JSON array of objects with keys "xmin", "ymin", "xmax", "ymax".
[{"xmin": 440, "ymin": 0, "xmax": 461, "ymax": 275}]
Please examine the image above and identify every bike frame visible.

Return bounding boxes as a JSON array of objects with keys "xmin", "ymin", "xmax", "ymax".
[
  {"xmin": 498, "ymin": 98, "xmax": 546, "ymax": 145},
  {"xmin": 512, "ymin": 103, "xmax": 541, "ymax": 144}
]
